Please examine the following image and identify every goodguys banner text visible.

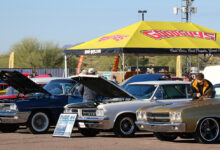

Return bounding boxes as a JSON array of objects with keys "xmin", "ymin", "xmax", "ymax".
[{"xmin": 142, "ymin": 30, "xmax": 216, "ymax": 41}]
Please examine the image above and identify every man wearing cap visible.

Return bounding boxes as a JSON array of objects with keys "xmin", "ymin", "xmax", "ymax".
[
  {"xmin": 190, "ymin": 73, "xmax": 214, "ymax": 99},
  {"xmin": 78, "ymin": 68, "xmax": 98, "ymax": 102}
]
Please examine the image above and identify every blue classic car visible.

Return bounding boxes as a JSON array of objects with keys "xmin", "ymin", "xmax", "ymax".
[
  {"xmin": 0, "ymin": 71, "xmax": 82, "ymax": 134},
  {"xmin": 120, "ymin": 74, "xmax": 165, "ymax": 89}
]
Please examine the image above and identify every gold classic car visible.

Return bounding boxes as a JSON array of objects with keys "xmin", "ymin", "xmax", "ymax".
[{"xmin": 135, "ymin": 96, "xmax": 220, "ymax": 144}]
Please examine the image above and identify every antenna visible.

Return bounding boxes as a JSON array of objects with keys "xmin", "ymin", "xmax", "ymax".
[{"xmin": 173, "ymin": 0, "xmax": 197, "ymax": 22}]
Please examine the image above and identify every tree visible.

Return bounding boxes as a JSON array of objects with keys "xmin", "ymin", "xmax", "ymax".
[
  {"xmin": 0, "ymin": 54, "xmax": 9, "ymax": 68},
  {"xmin": 10, "ymin": 38, "xmax": 64, "ymax": 68}
]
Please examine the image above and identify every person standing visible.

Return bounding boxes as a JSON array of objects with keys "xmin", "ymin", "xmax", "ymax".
[
  {"xmin": 190, "ymin": 73, "xmax": 214, "ymax": 99},
  {"xmin": 146, "ymin": 65, "xmax": 155, "ymax": 74},
  {"xmin": 78, "ymin": 68, "xmax": 98, "ymax": 102},
  {"xmin": 111, "ymin": 75, "xmax": 118, "ymax": 84}
]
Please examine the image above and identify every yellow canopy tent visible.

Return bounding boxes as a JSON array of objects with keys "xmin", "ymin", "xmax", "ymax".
[
  {"xmin": 65, "ymin": 21, "xmax": 220, "ymax": 56},
  {"xmin": 64, "ymin": 21, "xmax": 220, "ymax": 77}
]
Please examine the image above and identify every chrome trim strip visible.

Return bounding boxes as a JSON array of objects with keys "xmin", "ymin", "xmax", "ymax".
[
  {"xmin": 77, "ymin": 116, "xmax": 109, "ymax": 121},
  {"xmin": 0, "ymin": 111, "xmax": 31, "ymax": 124},
  {"xmin": 135, "ymin": 121, "xmax": 186, "ymax": 132}
]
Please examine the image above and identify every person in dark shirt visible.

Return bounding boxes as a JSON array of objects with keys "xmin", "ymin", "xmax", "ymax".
[
  {"xmin": 78, "ymin": 68, "xmax": 98, "ymax": 102},
  {"xmin": 190, "ymin": 73, "xmax": 214, "ymax": 99}
]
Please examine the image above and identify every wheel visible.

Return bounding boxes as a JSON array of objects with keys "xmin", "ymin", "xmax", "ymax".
[
  {"xmin": 195, "ymin": 118, "xmax": 220, "ymax": 144},
  {"xmin": 154, "ymin": 132, "xmax": 178, "ymax": 141},
  {"xmin": 27, "ymin": 112, "xmax": 50, "ymax": 134},
  {"xmin": 113, "ymin": 115, "xmax": 136, "ymax": 137},
  {"xmin": 78, "ymin": 128, "xmax": 100, "ymax": 137},
  {"xmin": 0, "ymin": 124, "xmax": 19, "ymax": 133}
]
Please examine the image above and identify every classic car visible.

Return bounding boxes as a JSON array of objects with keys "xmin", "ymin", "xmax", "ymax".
[
  {"xmin": 135, "ymin": 86, "xmax": 220, "ymax": 144},
  {"xmin": 0, "ymin": 71, "xmax": 82, "ymax": 134},
  {"xmin": 0, "ymin": 80, "xmax": 9, "ymax": 95},
  {"xmin": 64, "ymin": 75, "xmax": 191, "ymax": 137},
  {"xmin": 120, "ymin": 73, "xmax": 165, "ymax": 89},
  {"xmin": 0, "ymin": 77, "xmax": 59, "ymax": 100},
  {"xmin": 0, "ymin": 88, "xmax": 8, "ymax": 95}
]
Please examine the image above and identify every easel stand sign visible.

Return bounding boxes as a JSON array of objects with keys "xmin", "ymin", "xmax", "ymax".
[{"xmin": 53, "ymin": 114, "xmax": 77, "ymax": 137}]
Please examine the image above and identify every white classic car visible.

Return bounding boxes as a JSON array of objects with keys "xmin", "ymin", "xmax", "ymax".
[{"xmin": 64, "ymin": 75, "xmax": 191, "ymax": 137}]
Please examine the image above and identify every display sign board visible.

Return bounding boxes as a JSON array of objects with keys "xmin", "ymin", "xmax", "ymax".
[{"xmin": 53, "ymin": 114, "xmax": 77, "ymax": 137}]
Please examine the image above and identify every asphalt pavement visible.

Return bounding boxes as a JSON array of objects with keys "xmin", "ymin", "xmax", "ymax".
[{"xmin": 0, "ymin": 128, "xmax": 220, "ymax": 150}]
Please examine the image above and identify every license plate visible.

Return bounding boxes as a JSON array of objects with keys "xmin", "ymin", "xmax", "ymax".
[{"xmin": 78, "ymin": 122, "xmax": 86, "ymax": 128}]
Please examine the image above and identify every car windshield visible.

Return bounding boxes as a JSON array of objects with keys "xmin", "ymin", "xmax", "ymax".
[
  {"xmin": 125, "ymin": 84, "xmax": 157, "ymax": 99},
  {"xmin": 43, "ymin": 80, "xmax": 75, "ymax": 95}
]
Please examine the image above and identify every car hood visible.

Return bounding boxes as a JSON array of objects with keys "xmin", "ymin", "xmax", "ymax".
[
  {"xmin": 71, "ymin": 75, "xmax": 135, "ymax": 99},
  {"xmin": 0, "ymin": 71, "xmax": 50, "ymax": 95},
  {"xmin": 65, "ymin": 102, "xmax": 98, "ymax": 108},
  {"xmin": 144, "ymin": 98, "xmax": 220, "ymax": 113}
]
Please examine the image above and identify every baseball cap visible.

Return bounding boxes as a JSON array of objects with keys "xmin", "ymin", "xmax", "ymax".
[{"xmin": 88, "ymin": 68, "xmax": 96, "ymax": 74}]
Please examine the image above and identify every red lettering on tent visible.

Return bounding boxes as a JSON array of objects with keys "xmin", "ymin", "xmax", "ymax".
[
  {"xmin": 141, "ymin": 30, "xmax": 216, "ymax": 41},
  {"xmin": 99, "ymin": 35, "xmax": 128, "ymax": 42}
]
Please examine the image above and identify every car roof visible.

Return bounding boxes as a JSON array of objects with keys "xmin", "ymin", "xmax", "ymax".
[
  {"xmin": 121, "ymin": 73, "xmax": 164, "ymax": 88},
  {"xmin": 31, "ymin": 77, "xmax": 71, "ymax": 84},
  {"xmin": 128, "ymin": 80, "xmax": 191, "ymax": 85}
]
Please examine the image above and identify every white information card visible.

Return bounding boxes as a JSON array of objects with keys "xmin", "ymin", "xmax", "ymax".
[{"xmin": 53, "ymin": 114, "xmax": 77, "ymax": 137}]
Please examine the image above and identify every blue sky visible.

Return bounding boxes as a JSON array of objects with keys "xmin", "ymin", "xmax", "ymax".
[{"xmin": 0, "ymin": 0, "xmax": 220, "ymax": 54}]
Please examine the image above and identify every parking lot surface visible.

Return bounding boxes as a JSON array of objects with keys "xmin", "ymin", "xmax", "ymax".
[{"xmin": 1, "ymin": 128, "xmax": 220, "ymax": 150}]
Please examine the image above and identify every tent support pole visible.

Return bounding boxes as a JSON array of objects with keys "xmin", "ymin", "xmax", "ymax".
[
  {"xmin": 197, "ymin": 54, "xmax": 200, "ymax": 73},
  {"xmin": 186, "ymin": 55, "xmax": 189, "ymax": 73},
  {"xmin": 136, "ymin": 56, "xmax": 139, "ymax": 74},
  {"xmin": 122, "ymin": 53, "xmax": 125, "ymax": 81},
  {"xmin": 64, "ymin": 54, "xmax": 68, "ymax": 77}
]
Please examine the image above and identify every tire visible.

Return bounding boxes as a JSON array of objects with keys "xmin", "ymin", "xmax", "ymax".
[
  {"xmin": 0, "ymin": 124, "xmax": 19, "ymax": 133},
  {"xmin": 195, "ymin": 118, "xmax": 220, "ymax": 144},
  {"xmin": 113, "ymin": 115, "xmax": 137, "ymax": 137},
  {"xmin": 27, "ymin": 112, "xmax": 50, "ymax": 134},
  {"xmin": 78, "ymin": 128, "xmax": 100, "ymax": 137},
  {"xmin": 154, "ymin": 132, "xmax": 178, "ymax": 141}
]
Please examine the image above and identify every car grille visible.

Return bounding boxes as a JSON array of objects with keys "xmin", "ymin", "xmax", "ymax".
[
  {"xmin": 82, "ymin": 109, "xmax": 96, "ymax": 116},
  {"xmin": 70, "ymin": 109, "xmax": 78, "ymax": 114},
  {"xmin": 147, "ymin": 112, "xmax": 170, "ymax": 123}
]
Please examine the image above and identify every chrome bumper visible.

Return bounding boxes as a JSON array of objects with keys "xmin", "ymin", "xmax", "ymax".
[
  {"xmin": 77, "ymin": 116, "xmax": 110, "ymax": 129},
  {"xmin": 135, "ymin": 121, "xmax": 186, "ymax": 132},
  {"xmin": 0, "ymin": 111, "xmax": 31, "ymax": 124}
]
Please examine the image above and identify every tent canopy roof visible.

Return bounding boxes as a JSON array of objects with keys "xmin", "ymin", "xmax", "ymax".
[{"xmin": 65, "ymin": 21, "xmax": 220, "ymax": 55}]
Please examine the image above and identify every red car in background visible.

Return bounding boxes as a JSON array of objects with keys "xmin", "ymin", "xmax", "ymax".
[{"xmin": 0, "ymin": 77, "xmax": 59, "ymax": 100}]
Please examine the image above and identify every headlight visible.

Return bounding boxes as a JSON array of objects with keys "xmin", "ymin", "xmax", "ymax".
[
  {"xmin": 142, "ymin": 112, "xmax": 147, "ymax": 120},
  {"xmin": 10, "ymin": 104, "xmax": 18, "ymax": 111},
  {"xmin": 137, "ymin": 112, "xmax": 142, "ymax": 120},
  {"xmin": 96, "ymin": 109, "xmax": 104, "ymax": 117},
  {"xmin": 2, "ymin": 104, "xmax": 18, "ymax": 112},
  {"xmin": 170, "ymin": 112, "xmax": 181, "ymax": 122},
  {"xmin": 137, "ymin": 112, "xmax": 147, "ymax": 120}
]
